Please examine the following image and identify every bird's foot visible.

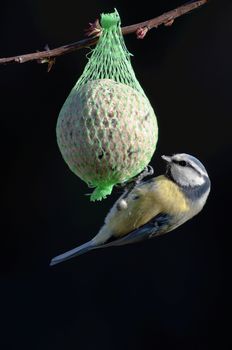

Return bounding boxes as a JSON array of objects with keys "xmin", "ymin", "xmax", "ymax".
[
  {"xmin": 134, "ymin": 165, "xmax": 154, "ymax": 185},
  {"xmin": 118, "ymin": 165, "xmax": 154, "ymax": 191}
]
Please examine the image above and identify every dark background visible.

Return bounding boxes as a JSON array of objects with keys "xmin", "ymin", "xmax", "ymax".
[{"xmin": 0, "ymin": 0, "xmax": 231, "ymax": 349}]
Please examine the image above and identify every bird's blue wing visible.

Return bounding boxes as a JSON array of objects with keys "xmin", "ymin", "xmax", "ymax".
[
  {"xmin": 50, "ymin": 214, "xmax": 171, "ymax": 265},
  {"xmin": 101, "ymin": 213, "xmax": 171, "ymax": 248}
]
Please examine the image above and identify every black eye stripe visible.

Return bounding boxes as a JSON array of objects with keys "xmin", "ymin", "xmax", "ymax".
[
  {"xmin": 172, "ymin": 159, "xmax": 187, "ymax": 166},
  {"xmin": 172, "ymin": 159, "xmax": 203, "ymax": 176},
  {"xmin": 179, "ymin": 160, "xmax": 187, "ymax": 166}
]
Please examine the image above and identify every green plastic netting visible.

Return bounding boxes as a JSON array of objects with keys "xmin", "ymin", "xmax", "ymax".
[{"xmin": 56, "ymin": 9, "xmax": 158, "ymax": 201}]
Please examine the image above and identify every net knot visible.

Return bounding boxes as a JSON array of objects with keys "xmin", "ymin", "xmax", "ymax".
[{"xmin": 100, "ymin": 10, "xmax": 120, "ymax": 29}]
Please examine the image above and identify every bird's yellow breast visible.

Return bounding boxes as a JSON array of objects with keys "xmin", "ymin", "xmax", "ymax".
[
  {"xmin": 152, "ymin": 176, "xmax": 189, "ymax": 214},
  {"xmin": 97, "ymin": 175, "xmax": 190, "ymax": 240}
]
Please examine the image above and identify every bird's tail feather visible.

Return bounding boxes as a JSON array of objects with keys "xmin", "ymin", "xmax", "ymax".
[{"xmin": 50, "ymin": 240, "xmax": 95, "ymax": 266}]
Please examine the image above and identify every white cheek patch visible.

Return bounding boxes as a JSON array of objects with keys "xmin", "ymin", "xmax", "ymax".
[
  {"xmin": 171, "ymin": 165, "xmax": 205, "ymax": 187},
  {"xmin": 188, "ymin": 161, "xmax": 207, "ymax": 177}
]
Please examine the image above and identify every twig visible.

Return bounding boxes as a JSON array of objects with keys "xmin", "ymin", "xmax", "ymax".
[{"xmin": 0, "ymin": 0, "xmax": 208, "ymax": 66}]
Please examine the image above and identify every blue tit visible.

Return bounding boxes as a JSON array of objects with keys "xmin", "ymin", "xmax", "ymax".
[{"xmin": 50, "ymin": 153, "xmax": 210, "ymax": 266}]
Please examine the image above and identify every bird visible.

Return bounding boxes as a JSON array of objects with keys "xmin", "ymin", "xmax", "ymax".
[{"xmin": 50, "ymin": 153, "xmax": 210, "ymax": 266}]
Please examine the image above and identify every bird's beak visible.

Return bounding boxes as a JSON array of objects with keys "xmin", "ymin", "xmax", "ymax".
[{"xmin": 161, "ymin": 155, "xmax": 172, "ymax": 163}]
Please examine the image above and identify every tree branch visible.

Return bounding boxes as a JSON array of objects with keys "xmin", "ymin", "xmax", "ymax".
[{"xmin": 0, "ymin": 0, "xmax": 208, "ymax": 66}]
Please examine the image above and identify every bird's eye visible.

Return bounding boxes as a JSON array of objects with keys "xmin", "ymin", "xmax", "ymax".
[{"xmin": 178, "ymin": 160, "xmax": 187, "ymax": 167}]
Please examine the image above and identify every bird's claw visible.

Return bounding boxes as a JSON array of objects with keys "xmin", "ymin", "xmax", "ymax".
[
  {"xmin": 135, "ymin": 165, "xmax": 154, "ymax": 184},
  {"xmin": 118, "ymin": 165, "xmax": 154, "ymax": 192}
]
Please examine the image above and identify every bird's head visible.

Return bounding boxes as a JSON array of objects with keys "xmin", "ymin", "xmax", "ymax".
[{"xmin": 162, "ymin": 153, "xmax": 210, "ymax": 189}]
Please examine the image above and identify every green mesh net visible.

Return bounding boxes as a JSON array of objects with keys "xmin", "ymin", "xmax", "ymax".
[
  {"xmin": 56, "ymin": 9, "xmax": 158, "ymax": 201},
  {"xmin": 75, "ymin": 11, "xmax": 145, "ymax": 95}
]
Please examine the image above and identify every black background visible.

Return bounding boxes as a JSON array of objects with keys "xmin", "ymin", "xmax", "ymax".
[{"xmin": 1, "ymin": 1, "xmax": 231, "ymax": 349}]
